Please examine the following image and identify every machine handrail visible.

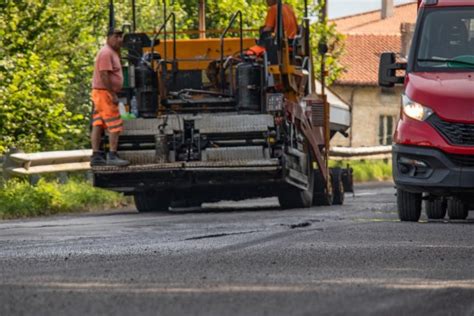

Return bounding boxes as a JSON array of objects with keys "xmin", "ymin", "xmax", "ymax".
[{"xmin": 219, "ymin": 10, "xmax": 243, "ymax": 92}]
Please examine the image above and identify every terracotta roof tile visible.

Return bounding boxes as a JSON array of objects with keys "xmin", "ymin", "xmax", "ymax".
[
  {"xmin": 334, "ymin": 2, "xmax": 418, "ymax": 35},
  {"xmin": 332, "ymin": 3, "xmax": 417, "ymax": 86},
  {"xmin": 336, "ymin": 34, "xmax": 401, "ymax": 86}
]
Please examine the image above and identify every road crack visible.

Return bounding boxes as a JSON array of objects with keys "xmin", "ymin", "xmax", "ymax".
[
  {"xmin": 184, "ymin": 230, "xmax": 259, "ymax": 241},
  {"xmin": 280, "ymin": 222, "xmax": 312, "ymax": 229}
]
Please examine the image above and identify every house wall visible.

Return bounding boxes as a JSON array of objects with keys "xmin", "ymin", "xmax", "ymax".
[{"xmin": 330, "ymin": 85, "xmax": 405, "ymax": 147}]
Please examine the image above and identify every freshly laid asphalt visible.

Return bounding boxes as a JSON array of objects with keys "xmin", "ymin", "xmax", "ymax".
[{"xmin": 0, "ymin": 182, "xmax": 473, "ymax": 316}]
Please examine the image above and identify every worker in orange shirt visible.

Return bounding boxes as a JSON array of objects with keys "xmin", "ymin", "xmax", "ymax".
[
  {"xmin": 90, "ymin": 29, "xmax": 130, "ymax": 167},
  {"xmin": 246, "ymin": 0, "xmax": 298, "ymax": 57},
  {"xmin": 261, "ymin": 0, "xmax": 299, "ymax": 40}
]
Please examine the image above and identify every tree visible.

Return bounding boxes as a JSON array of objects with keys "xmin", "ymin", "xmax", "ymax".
[
  {"xmin": 0, "ymin": 0, "xmax": 106, "ymax": 153},
  {"xmin": 311, "ymin": 3, "xmax": 346, "ymax": 86}
]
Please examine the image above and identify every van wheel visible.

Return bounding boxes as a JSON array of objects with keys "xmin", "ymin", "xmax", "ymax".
[
  {"xmin": 397, "ymin": 189, "xmax": 422, "ymax": 222},
  {"xmin": 425, "ymin": 198, "xmax": 447, "ymax": 219},
  {"xmin": 134, "ymin": 192, "xmax": 171, "ymax": 213},
  {"xmin": 331, "ymin": 168, "xmax": 345, "ymax": 205},
  {"xmin": 447, "ymin": 199, "xmax": 468, "ymax": 220}
]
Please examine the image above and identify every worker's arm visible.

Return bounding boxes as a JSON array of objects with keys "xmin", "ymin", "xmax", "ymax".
[{"xmin": 99, "ymin": 71, "xmax": 118, "ymax": 104}]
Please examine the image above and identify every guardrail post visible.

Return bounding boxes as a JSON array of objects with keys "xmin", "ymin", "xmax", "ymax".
[
  {"xmin": 58, "ymin": 172, "xmax": 68, "ymax": 184},
  {"xmin": 86, "ymin": 170, "xmax": 94, "ymax": 184},
  {"xmin": 2, "ymin": 148, "xmax": 41, "ymax": 185},
  {"xmin": 0, "ymin": 155, "xmax": 4, "ymax": 186},
  {"xmin": 29, "ymin": 175, "xmax": 41, "ymax": 186},
  {"xmin": 2, "ymin": 148, "xmax": 22, "ymax": 181}
]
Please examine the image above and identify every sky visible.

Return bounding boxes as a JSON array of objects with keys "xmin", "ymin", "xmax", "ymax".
[{"xmin": 328, "ymin": 0, "xmax": 416, "ymax": 19}]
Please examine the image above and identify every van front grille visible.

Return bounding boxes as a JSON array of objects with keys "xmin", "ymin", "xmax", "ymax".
[
  {"xmin": 446, "ymin": 153, "xmax": 474, "ymax": 167},
  {"xmin": 427, "ymin": 114, "xmax": 474, "ymax": 146}
]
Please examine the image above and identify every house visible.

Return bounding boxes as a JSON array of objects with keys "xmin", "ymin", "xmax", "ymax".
[{"xmin": 330, "ymin": 1, "xmax": 418, "ymax": 147}]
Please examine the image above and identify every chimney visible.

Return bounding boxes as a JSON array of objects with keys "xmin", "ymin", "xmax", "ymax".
[
  {"xmin": 400, "ymin": 23, "xmax": 416, "ymax": 59},
  {"xmin": 382, "ymin": 0, "xmax": 394, "ymax": 19}
]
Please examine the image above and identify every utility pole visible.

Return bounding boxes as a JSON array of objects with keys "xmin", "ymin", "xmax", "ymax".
[
  {"xmin": 318, "ymin": 0, "xmax": 328, "ymax": 96},
  {"xmin": 132, "ymin": 0, "xmax": 136, "ymax": 32},
  {"xmin": 318, "ymin": 0, "xmax": 330, "ymax": 185},
  {"xmin": 199, "ymin": 0, "xmax": 206, "ymax": 39},
  {"xmin": 109, "ymin": 0, "xmax": 115, "ymax": 32},
  {"xmin": 320, "ymin": 0, "xmax": 328, "ymax": 20}
]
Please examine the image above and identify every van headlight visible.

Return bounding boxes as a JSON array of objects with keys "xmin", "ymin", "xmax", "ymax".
[{"xmin": 402, "ymin": 94, "xmax": 433, "ymax": 121}]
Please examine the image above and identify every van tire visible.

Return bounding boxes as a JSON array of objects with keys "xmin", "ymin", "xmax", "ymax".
[
  {"xmin": 425, "ymin": 198, "xmax": 447, "ymax": 219},
  {"xmin": 447, "ymin": 199, "xmax": 468, "ymax": 220},
  {"xmin": 397, "ymin": 189, "xmax": 422, "ymax": 222}
]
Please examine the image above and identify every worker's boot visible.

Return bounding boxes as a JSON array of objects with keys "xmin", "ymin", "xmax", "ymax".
[
  {"xmin": 90, "ymin": 151, "xmax": 107, "ymax": 166},
  {"xmin": 107, "ymin": 152, "xmax": 130, "ymax": 167}
]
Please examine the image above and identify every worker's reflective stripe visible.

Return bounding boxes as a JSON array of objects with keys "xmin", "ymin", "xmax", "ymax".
[
  {"xmin": 107, "ymin": 123, "xmax": 123, "ymax": 130},
  {"xmin": 92, "ymin": 117, "xmax": 103, "ymax": 124},
  {"xmin": 104, "ymin": 116, "xmax": 121, "ymax": 123}
]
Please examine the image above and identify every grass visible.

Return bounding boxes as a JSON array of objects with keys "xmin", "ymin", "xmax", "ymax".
[
  {"xmin": 330, "ymin": 159, "xmax": 393, "ymax": 183},
  {"xmin": 0, "ymin": 179, "xmax": 126, "ymax": 220}
]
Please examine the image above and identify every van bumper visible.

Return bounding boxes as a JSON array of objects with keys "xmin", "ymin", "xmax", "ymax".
[{"xmin": 393, "ymin": 144, "xmax": 474, "ymax": 194}]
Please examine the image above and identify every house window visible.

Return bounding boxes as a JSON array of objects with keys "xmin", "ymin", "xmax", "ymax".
[{"xmin": 379, "ymin": 115, "xmax": 394, "ymax": 145}]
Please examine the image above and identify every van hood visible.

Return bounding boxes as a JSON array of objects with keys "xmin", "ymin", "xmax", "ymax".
[{"xmin": 405, "ymin": 72, "xmax": 474, "ymax": 123}]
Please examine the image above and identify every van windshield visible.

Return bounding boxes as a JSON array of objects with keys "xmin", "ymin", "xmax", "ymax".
[{"xmin": 416, "ymin": 8, "xmax": 474, "ymax": 70}]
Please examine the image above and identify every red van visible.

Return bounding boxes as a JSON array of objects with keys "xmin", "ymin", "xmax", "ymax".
[{"xmin": 379, "ymin": 0, "xmax": 474, "ymax": 221}]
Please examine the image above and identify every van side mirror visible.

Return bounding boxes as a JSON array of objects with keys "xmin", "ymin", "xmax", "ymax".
[{"xmin": 378, "ymin": 52, "xmax": 407, "ymax": 88}]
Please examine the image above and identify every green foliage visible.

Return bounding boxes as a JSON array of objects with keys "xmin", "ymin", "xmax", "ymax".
[
  {"xmin": 0, "ymin": 178, "xmax": 125, "ymax": 219},
  {"xmin": 331, "ymin": 160, "xmax": 393, "ymax": 182},
  {"xmin": 0, "ymin": 1, "xmax": 106, "ymax": 153}
]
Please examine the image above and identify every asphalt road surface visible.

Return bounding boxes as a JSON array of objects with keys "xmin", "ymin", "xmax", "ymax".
[{"xmin": 0, "ymin": 182, "xmax": 473, "ymax": 316}]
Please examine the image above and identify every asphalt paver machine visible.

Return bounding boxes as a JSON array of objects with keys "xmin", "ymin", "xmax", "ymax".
[{"xmin": 93, "ymin": 0, "xmax": 353, "ymax": 211}]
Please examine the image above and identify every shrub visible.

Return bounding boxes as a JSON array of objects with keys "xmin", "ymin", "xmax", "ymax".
[
  {"xmin": 0, "ymin": 179, "xmax": 125, "ymax": 219},
  {"xmin": 330, "ymin": 159, "xmax": 393, "ymax": 182}
]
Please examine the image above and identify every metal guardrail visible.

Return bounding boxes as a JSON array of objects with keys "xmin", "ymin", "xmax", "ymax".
[
  {"xmin": 3, "ymin": 150, "xmax": 91, "ymax": 177},
  {"xmin": 0, "ymin": 146, "xmax": 392, "ymax": 177},
  {"xmin": 330, "ymin": 146, "xmax": 392, "ymax": 161}
]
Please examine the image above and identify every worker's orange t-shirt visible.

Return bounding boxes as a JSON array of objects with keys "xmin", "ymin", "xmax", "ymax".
[
  {"xmin": 92, "ymin": 44, "xmax": 123, "ymax": 93},
  {"xmin": 264, "ymin": 4, "xmax": 299, "ymax": 39}
]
